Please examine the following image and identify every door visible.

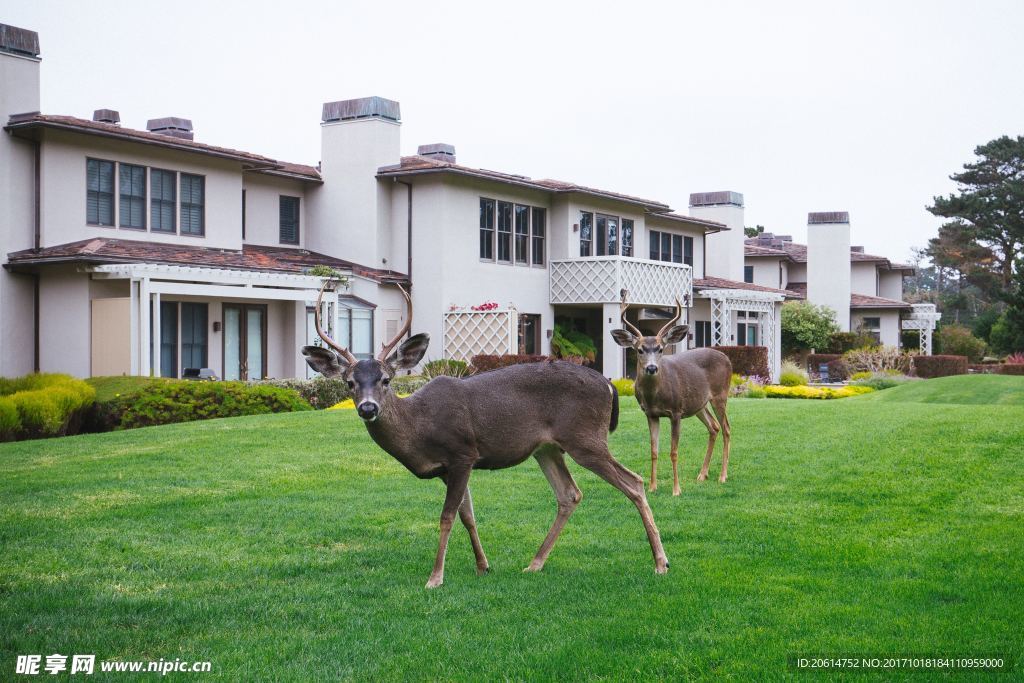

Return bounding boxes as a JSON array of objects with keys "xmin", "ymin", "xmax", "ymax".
[
  {"xmin": 223, "ymin": 304, "xmax": 267, "ymax": 380},
  {"xmin": 518, "ymin": 314, "xmax": 541, "ymax": 354}
]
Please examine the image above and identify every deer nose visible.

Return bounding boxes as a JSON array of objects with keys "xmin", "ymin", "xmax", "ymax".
[
  {"xmin": 357, "ymin": 401, "xmax": 379, "ymax": 421},
  {"xmin": 645, "ymin": 364, "xmax": 658, "ymax": 375}
]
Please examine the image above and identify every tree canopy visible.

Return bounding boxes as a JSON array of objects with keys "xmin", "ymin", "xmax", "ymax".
[{"xmin": 781, "ymin": 301, "xmax": 839, "ymax": 354}]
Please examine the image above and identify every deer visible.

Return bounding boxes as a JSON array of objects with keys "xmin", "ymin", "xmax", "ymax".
[
  {"xmin": 610, "ymin": 294, "xmax": 733, "ymax": 495},
  {"xmin": 301, "ymin": 281, "xmax": 669, "ymax": 589}
]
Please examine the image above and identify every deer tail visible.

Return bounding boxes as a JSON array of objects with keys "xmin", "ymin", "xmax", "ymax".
[{"xmin": 608, "ymin": 381, "xmax": 620, "ymax": 433}]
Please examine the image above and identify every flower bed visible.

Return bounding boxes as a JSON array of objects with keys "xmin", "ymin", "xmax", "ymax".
[{"xmin": 763, "ymin": 385, "xmax": 875, "ymax": 400}]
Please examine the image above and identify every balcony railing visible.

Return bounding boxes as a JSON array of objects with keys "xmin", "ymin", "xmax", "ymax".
[{"xmin": 549, "ymin": 256, "xmax": 693, "ymax": 306}]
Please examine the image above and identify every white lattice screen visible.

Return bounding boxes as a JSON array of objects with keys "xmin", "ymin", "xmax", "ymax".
[
  {"xmin": 901, "ymin": 303, "xmax": 941, "ymax": 355},
  {"xmin": 550, "ymin": 257, "xmax": 692, "ymax": 306},
  {"xmin": 443, "ymin": 309, "xmax": 517, "ymax": 362}
]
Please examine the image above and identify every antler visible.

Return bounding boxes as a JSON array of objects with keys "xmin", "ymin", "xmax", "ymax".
[
  {"xmin": 378, "ymin": 284, "xmax": 412, "ymax": 361},
  {"xmin": 314, "ymin": 279, "xmax": 357, "ymax": 366},
  {"xmin": 619, "ymin": 290, "xmax": 644, "ymax": 338},
  {"xmin": 655, "ymin": 297, "xmax": 684, "ymax": 342}
]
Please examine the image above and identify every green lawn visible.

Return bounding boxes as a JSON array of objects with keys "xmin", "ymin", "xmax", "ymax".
[{"xmin": 2, "ymin": 376, "xmax": 1022, "ymax": 680}]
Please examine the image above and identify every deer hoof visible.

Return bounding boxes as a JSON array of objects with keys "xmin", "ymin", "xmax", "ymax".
[
  {"xmin": 425, "ymin": 576, "xmax": 444, "ymax": 589},
  {"xmin": 719, "ymin": 475, "xmax": 728, "ymax": 484},
  {"xmin": 655, "ymin": 563, "xmax": 669, "ymax": 575},
  {"xmin": 523, "ymin": 562, "xmax": 543, "ymax": 573},
  {"xmin": 476, "ymin": 564, "xmax": 490, "ymax": 576},
  {"xmin": 672, "ymin": 488, "xmax": 681, "ymax": 496},
  {"xmin": 696, "ymin": 473, "xmax": 707, "ymax": 482}
]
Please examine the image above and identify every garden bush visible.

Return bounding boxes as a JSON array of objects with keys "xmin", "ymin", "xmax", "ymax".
[
  {"xmin": 998, "ymin": 363, "xmax": 1024, "ymax": 376},
  {"xmin": 731, "ymin": 374, "xmax": 768, "ymax": 398},
  {"xmin": 850, "ymin": 372, "xmax": 917, "ymax": 390},
  {"xmin": 912, "ymin": 355, "xmax": 968, "ymax": 379},
  {"xmin": 843, "ymin": 346, "xmax": 912, "ymax": 374},
  {"xmin": 611, "ymin": 378, "xmax": 635, "ymax": 396},
  {"xmin": 391, "ymin": 375, "xmax": 430, "ymax": 394},
  {"xmin": 0, "ymin": 373, "xmax": 96, "ymax": 441},
  {"xmin": 827, "ymin": 331, "xmax": 880, "ymax": 353},
  {"xmin": 779, "ymin": 360, "xmax": 809, "ymax": 386},
  {"xmin": 90, "ymin": 381, "xmax": 310, "ymax": 431},
  {"xmin": 550, "ymin": 324, "xmax": 597, "ymax": 362},
  {"xmin": 764, "ymin": 385, "xmax": 875, "ymax": 400},
  {"xmin": 470, "ymin": 354, "xmax": 549, "ymax": 373},
  {"xmin": 826, "ymin": 358, "xmax": 850, "ymax": 382},
  {"xmin": 255, "ymin": 377, "xmax": 350, "ymax": 409},
  {"xmin": 935, "ymin": 324, "xmax": 987, "ymax": 362},
  {"xmin": 712, "ymin": 346, "xmax": 768, "ymax": 378},
  {"xmin": 422, "ymin": 359, "xmax": 470, "ymax": 378}
]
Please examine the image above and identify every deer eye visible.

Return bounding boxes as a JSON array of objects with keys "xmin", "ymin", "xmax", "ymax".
[
  {"xmin": 656, "ymin": 346, "xmax": 664, "ymax": 353},
  {"xmin": 346, "ymin": 380, "xmax": 354, "ymax": 389},
  {"xmin": 381, "ymin": 377, "xmax": 391, "ymax": 387}
]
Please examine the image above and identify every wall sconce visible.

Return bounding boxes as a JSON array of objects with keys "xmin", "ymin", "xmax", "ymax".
[
  {"xmin": 573, "ymin": 223, "xmax": 579, "ymax": 232},
  {"xmin": 546, "ymin": 329, "xmax": 552, "ymax": 339},
  {"xmin": 212, "ymin": 321, "xmax": 222, "ymax": 333}
]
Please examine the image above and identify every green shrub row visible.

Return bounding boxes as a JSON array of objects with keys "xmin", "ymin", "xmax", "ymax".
[
  {"xmin": 0, "ymin": 374, "xmax": 96, "ymax": 441},
  {"xmin": 253, "ymin": 376, "xmax": 350, "ymax": 409},
  {"xmin": 912, "ymin": 355, "xmax": 968, "ymax": 379},
  {"xmin": 89, "ymin": 381, "xmax": 311, "ymax": 431}
]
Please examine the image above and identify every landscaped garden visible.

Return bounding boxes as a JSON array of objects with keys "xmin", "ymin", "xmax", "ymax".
[{"xmin": 1, "ymin": 375, "xmax": 1021, "ymax": 679}]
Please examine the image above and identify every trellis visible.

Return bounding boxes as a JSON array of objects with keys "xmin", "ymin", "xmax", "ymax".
[
  {"xmin": 443, "ymin": 308, "xmax": 517, "ymax": 362},
  {"xmin": 702, "ymin": 288, "xmax": 784, "ymax": 381},
  {"xmin": 549, "ymin": 256, "xmax": 692, "ymax": 306},
  {"xmin": 901, "ymin": 303, "xmax": 941, "ymax": 355}
]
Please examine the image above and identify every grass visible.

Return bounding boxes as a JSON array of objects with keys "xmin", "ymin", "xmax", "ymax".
[{"xmin": 1, "ymin": 375, "xmax": 1022, "ymax": 680}]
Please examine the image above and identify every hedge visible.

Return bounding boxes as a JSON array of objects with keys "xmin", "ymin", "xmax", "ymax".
[
  {"xmin": 470, "ymin": 354, "xmax": 549, "ymax": 373},
  {"xmin": 764, "ymin": 385, "xmax": 875, "ymax": 400},
  {"xmin": 912, "ymin": 355, "xmax": 968, "ymax": 379},
  {"xmin": 0, "ymin": 373, "xmax": 96, "ymax": 441},
  {"xmin": 88, "ymin": 381, "xmax": 310, "ymax": 431},
  {"xmin": 711, "ymin": 346, "xmax": 768, "ymax": 378},
  {"xmin": 999, "ymin": 364, "xmax": 1024, "ymax": 376},
  {"xmin": 826, "ymin": 358, "xmax": 850, "ymax": 382},
  {"xmin": 254, "ymin": 377, "xmax": 350, "ymax": 410}
]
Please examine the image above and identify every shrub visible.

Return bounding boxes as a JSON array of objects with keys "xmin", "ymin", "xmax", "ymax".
[
  {"xmin": 391, "ymin": 375, "xmax": 430, "ymax": 394},
  {"xmin": 611, "ymin": 378, "xmax": 635, "ymax": 396},
  {"xmin": 730, "ymin": 373, "xmax": 745, "ymax": 387},
  {"xmin": 255, "ymin": 377, "xmax": 350, "ymax": 409},
  {"xmin": 843, "ymin": 347, "xmax": 912, "ymax": 374},
  {"xmin": 999, "ymin": 363, "xmax": 1024, "ymax": 376},
  {"xmin": 850, "ymin": 371, "xmax": 873, "ymax": 381},
  {"xmin": 1006, "ymin": 352, "xmax": 1024, "ymax": 364},
  {"xmin": 0, "ymin": 373, "xmax": 96, "ymax": 440},
  {"xmin": 912, "ymin": 355, "xmax": 968, "ymax": 379},
  {"xmin": 731, "ymin": 374, "xmax": 768, "ymax": 398},
  {"xmin": 935, "ymin": 324, "xmax": 987, "ymax": 362},
  {"xmin": 422, "ymin": 359, "xmax": 470, "ymax": 379},
  {"xmin": 93, "ymin": 381, "xmax": 310, "ymax": 431},
  {"xmin": 826, "ymin": 359, "xmax": 850, "ymax": 382},
  {"xmin": 779, "ymin": 360, "xmax": 809, "ymax": 387},
  {"xmin": 470, "ymin": 354, "xmax": 549, "ymax": 373},
  {"xmin": 550, "ymin": 324, "xmax": 597, "ymax": 362},
  {"xmin": 850, "ymin": 372, "xmax": 917, "ymax": 390},
  {"xmin": 764, "ymin": 385, "xmax": 875, "ymax": 400},
  {"xmin": 827, "ymin": 331, "xmax": 880, "ymax": 353},
  {"xmin": 712, "ymin": 346, "xmax": 767, "ymax": 377},
  {"xmin": 781, "ymin": 301, "xmax": 839, "ymax": 355}
]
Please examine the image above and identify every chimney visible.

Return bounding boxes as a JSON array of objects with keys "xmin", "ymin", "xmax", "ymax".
[
  {"xmin": 0, "ymin": 23, "xmax": 40, "ymax": 58},
  {"xmin": 146, "ymin": 116, "xmax": 193, "ymax": 140},
  {"xmin": 417, "ymin": 143, "xmax": 456, "ymax": 164},
  {"xmin": 689, "ymin": 190, "xmax": 745, "ymax": 281},
  {"xmin": 851, "ymin": 245, "xmax": 864, "ymax": 253},
  {"xmin": 806, "ymin": 211, "xmax": 851, "ymax": 331},
  {"xmin": 93, "ymin": 109, "xmax": 120, "ymax": 125}
]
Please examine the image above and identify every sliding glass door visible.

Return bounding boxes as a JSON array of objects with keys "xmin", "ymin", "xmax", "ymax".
[
  {"xmin": 156, "ymin": 302, "xmax": 207, "ymax": 378},
  {"xmin": 223, "ymin": 304, "xmax": 266, "ymax": 381}
]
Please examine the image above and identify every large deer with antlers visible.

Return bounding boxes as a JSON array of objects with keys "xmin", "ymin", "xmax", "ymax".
[
  {"xmin": 611, "ymin": 295, "xmax": 733, "ymax": 494},
  {"xmin": 301, "ymin": 282, "xmax": 668, "ymax": 588}
]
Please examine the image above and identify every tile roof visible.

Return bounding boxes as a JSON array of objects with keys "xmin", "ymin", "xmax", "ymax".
[
  {"xmin": 850, "ymin": 293, "xmax": 911, "ymax": 309},
  {"xmin": 377, "ymin": 155, "xmax": 673, "ymax": 211},
  {"xmin": 5, "ymin": 113, "xmax": 322, "ymax": 182},
  {"xmin": 743, "ymin": 235, "xmax": 910, "ymax": 269},
  {"xmin": 645, "ymin": 211, "xmax": 729, "ymax": 232},
  {"xmin": 694, "ymin": 276, "xmax": 803, "ymax": 299},
  {"xmin": 5, "ymin": 239, "xmax": 405, "ymax": 284}
]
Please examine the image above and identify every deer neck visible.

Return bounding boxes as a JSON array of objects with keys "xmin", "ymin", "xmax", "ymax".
[
  {"xmin": 635, "ymin": 369, "xmax": 663, "ymax": 408},
  {"xmin": 363, "ymin": 392, "xmax": 443, "ymax": 478}
]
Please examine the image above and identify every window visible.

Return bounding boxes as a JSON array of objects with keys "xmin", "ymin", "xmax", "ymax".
[
  {"xmin": 580, "ymin": 211, "xmax": 593, "ymax": 256},
  {"xmin": 180, "ymin": 173, "xmax": 205, "ymax": 235},
  {"xmin": 86, "ymin": 159, "xmax": 115, "ymax": 226},
  {"xmin": 479, "ymin": 198, "xmax": 495, "ymax": 260},
  {"xmin": 514, "ymin": 204, "xmax": 529, "ymax": 264},
  {"xmin": 151, "ymin": 169, "xmax": 176, "ymax": 233},
  {"xmin": 737, "ymin": 313, "xmax": 758, "ymax": 346},
  {"xmin": 860, "ymin": 316, "xmax": 882, "ymax": 344},
  {"xmin": 497, "ymin": 201, "xmax": 512, "ymax": 262},
  {"xmin": 118, "ymin": 164, "xmax": 146, "ymax": 229},
  {"xmin": 621, "ymin": 219, "xmax": 634, "ymax": 257},
  {"xmin": 181, "ymin": 303, "xmax": 209, "ymax": 369},
  {"xmin": 593, "ymin": 214, "xmax": 620, "ymax": 256},
  {"xmin": 279, "ymin": 195, "xmax": 300, "ymax": 244},
  {"xmin": 695, "ymin": 320, "xmax": 712, "ymax": 348},
  {"xmin": 744, "ymin": 265, "xmax": 754, "ymax": 283},
  {"xmin": 337, "ymin": 305, "xmax": 374, "ymax": 360},
  {"xmin": 650, "ymin": 230, "xmax": 694, "ymax": 266},
  {"xmin": 531, "ymin": 207, "xmax": 546, "ymax": 266}
]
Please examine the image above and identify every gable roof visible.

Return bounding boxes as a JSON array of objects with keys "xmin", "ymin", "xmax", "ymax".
[
  {"xmin": 5, "ymin": 113, "xmax": 322, "ymax": 182},
  {"xmin": 785, "ymin": 282, "xmax": 910, "ymax": 309},
  {"xmin": 377, "ymin": 154, "xmax": 679, "ymax": 213},
  {"xmin": 5, "ymin": 239, "xmax": 405, "ymax": 284},
  {"xmin": 694, "ymin": 276, "xmax": 803, "ymax": 299},
  {"xmin": 744, "ymin": 234, "xmax": 913, "ymax": 271}
]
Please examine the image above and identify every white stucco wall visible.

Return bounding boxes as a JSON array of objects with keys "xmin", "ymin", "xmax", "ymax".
[
  {"xmin": 850, "ymin": 261, "xmax": 879, "ymax": 296},
  {"xmin": 242, "ymin": 174, "xmax": 308, "ymax": 249},
  {"xmin": 690, "ymin": 201, "xmax": 744, "ymax": 282},
  {"xmin": 38, "ymin": 130, "xmax": 244, "ymax": 250},
  {"xmin": 643, "ymin": 216, "xmax": 706, "ymax": 279},
  {"xmin": 878, "ymin": 270, "xmax": 905, "ymax": 300},
  {"xmin": 747, "ymin": 258, "xmax": 784, "ymax": 289},
  {"xmin": 853, "ymin": 309, "xmax": 901, "ymax": 348}
]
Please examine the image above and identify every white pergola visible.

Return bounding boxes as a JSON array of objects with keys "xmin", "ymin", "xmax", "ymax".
[
  {"xmin": 901, "ymin": 303, "xmax": 942, "ymax": 355},
  {"xmin": 87, "ymin": 263, "xmax": 348, "ymax": 376},
  {"xmin": 699, "ymin": 288, "xmax": 784, "ymax": 381}
]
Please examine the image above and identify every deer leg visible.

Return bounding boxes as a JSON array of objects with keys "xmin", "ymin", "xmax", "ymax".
[
  {"xmin": 426, "ymin": 467, "xmax": 471, "ymax": 589},
  {"xmin": 525, "ymin": 446, "xmax": 582, "ymax": 573},
  {"xmin": 711, "ymin": 398, "xmax": 731, "ymax": 483},
  {"xmin": 566, "ymin": 443, "xmax": 668, "ymax": 574},
  {"xmin": 458, "ymin": 486, "xmax": 489, "ymax": 575},
  {"xmin": 669, "ymin": 417, "xmax": 682, "ymax": 496},
  {"xmin": 647, "ymin": 415, "xmax": 660, "ymax": 492},
  {"xmin": 695, "ymin": 407, "xmax": 720, "ymax": 482}
]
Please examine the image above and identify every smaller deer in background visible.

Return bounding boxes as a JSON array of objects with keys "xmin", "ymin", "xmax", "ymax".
[{"xmin": 611, "ymin": 295, "xmax": 734, "ymax": 493}]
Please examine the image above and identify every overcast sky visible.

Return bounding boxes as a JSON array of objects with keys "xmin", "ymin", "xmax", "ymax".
[{"xmin": 6, "ymin": 0, "xmax": 1023, "ymax": 260}]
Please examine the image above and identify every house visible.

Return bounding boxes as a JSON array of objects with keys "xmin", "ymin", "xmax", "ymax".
[
  {"xmin": 1, "ymin": 22, "xmax": 800, "ymax": 383},
  {"xmin": 743, "ymin": 214, "xmax": 939, "ymax": 351}
]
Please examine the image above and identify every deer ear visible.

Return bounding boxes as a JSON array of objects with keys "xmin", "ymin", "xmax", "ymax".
[
  {"xmin": 301, "ymin": 346, "xmax": 350, "ymax": 378},
  {"xmin": 387, "ymin": 333, "xmax": 430, "ymax": 371},
  {"xmin": 661, "ymin": 325, "xmax": 689, "ymax": 345},
  {"xmin": 610, "ymin": 329, "xmax": 637, "ymax": 348}
]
